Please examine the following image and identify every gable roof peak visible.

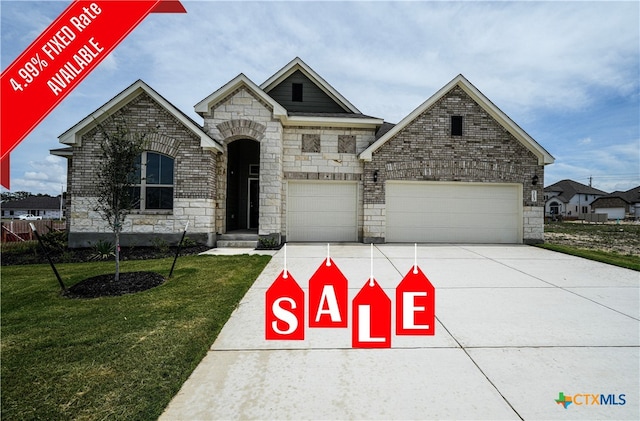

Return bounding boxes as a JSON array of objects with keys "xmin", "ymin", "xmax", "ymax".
[
  {"xmin": 360, "ymin": 74, "xmax": 555, "ymax": 165},
  {"xmin": 260, "ymin": 57, "xmax": 361, "ymax": 114},
  {"xmin": 58, "ymin": 79, "xmax": 223, "ymax": 153}
]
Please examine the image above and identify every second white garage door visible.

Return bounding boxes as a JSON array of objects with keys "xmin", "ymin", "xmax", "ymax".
[
  {"xmin": 287, "ymin": 181, "xmax": 358, "ymax": 242},
  {"xmin": 386, "ymin": 181, "xmax": 522, "ymax": 243}
]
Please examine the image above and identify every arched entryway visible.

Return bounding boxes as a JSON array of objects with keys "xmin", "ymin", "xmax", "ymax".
[{"xmin": 226, "ymin": 139, "xmax": 260, "ymax": 231}]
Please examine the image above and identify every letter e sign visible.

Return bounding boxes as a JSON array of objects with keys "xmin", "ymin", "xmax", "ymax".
[
  {"xmin": 396, "ymin": 266, "xmax": 435, "ymax": 335},
  {"xmin": 265, "ymin": 270, "xmax": 305, "ymax": 340}
]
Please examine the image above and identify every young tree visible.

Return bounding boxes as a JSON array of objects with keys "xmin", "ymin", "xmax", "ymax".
[{"xmin": 94, "ymin": 114, "xmax": 148, "ymax": 282}]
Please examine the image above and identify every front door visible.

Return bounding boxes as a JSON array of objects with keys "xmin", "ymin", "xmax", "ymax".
[
  {"xmin": 248, "ymin": 178, "xmax": 259, "ymax": 229},
  {"xmin": 226, "ymin": 139, "xmax": 260, "ymax": 231}
]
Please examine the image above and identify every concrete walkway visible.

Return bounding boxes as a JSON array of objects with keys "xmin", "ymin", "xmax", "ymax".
[{"xmin": 161, "ymin": 244, "xmax": 639, "ymax": 420}]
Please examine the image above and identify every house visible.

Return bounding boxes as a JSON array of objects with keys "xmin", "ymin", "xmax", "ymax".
[
  {"xmin": 544, "ymin": 179, "xmax": 607, "ymax": 218},
  {"xmin": 591, "ymin": 186, "xmax": 640, "ymax": 220},
  {"xmin": 0, "ymin": 195, "xmax": 65, "ymax": 219},
  {"xmin": 52, "ymin": 57, "xmax": 554, "ymax": 247}
]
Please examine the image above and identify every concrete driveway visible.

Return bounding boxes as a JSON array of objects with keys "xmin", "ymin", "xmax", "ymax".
[{"xmin": 160, "ymin": 244, "xmax": 639, "ymax": 420}]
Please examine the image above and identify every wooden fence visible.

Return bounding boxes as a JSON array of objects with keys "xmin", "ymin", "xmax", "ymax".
[{"xmin": 1, "ymin": 220, "xmax": 66, "ymax": 243}]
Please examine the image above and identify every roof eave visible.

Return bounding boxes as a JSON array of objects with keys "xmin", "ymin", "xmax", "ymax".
[
  {"xmin": 59, "ymin": 80, "xmax": 223, "ymax": 154},
  {"xmin": 282, "ymin": 115, "xmax": 383, "ymax": 129}
]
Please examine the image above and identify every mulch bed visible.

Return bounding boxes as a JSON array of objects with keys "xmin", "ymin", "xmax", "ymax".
[{"xmin": 63, "ymin": 271, "xmax": 166, "ymax": 299}]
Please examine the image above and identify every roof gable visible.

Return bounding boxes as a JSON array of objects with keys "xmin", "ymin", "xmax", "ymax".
[
  {"xmin": 260, "ymin": 57, "xmax": 360, "ymax": 114},
  {"xmin": 194, "ymin": 73, "xmax": 287, "ymax": 118},
  {"xmin": 59, "ymin": 80, "xmax": 223, "ymax": 153},
  {"xmin": 360, "ymin": 74, "xmax": 555, "ymax": 165},
  {"xmin": 544, "ymin": 179, "xmax": 608, "ymax": 198},
  {"xmin": 266, "ymin": 70, "xmax": 348, "ymax": 113}
]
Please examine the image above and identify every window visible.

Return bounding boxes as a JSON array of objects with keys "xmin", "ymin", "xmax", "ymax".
[
  {"xmin": 582, "ymin": 206, "xmax": 588, "ymax": 214},
  {"xmin": 292, "ymin": 83, "xmax": 303, "ymax": 102},
  {"xmin": 451, "ymin": 116, "xmax": 463, "ymax": 136},
  {"xmin": 130, "ymin": 152, "xmax": 174, "ymax": 210}
]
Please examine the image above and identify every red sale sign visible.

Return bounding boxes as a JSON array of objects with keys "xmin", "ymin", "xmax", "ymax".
[
  {"xmin": 265, "ymin": 270, "xmax": 305, "ymax": 340},
  {"xmin": 0, "ymin": 0, "xmax": 186, "ymax": 189},
  {"xmin": 308, "ymin": 258, "xmax": 348, "ymax": 328},
  {"xmin": 396, "ymin": 265, "xmax": 435, "ymax": 335},
  {"xmin": 352, "ymin": 278, "xmax": 391, "ymax": 348}
]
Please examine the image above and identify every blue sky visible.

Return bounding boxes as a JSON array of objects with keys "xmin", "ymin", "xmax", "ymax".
[{"xmin": 1, "ymin": 0, "xmax": 638, "ymax": 196}]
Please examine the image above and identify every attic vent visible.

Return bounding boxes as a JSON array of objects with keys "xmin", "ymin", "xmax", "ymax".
[
  {"xmin": 451, "ymin": 116, "xmax": 463, "ymax": 136},
  {"xmin": 292, "ymin": 83, "xmax": 303, "ymax": 102}
]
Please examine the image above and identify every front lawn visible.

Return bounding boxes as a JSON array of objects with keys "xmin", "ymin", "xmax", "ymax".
[{"xmin": 1, "ymin": 254, "xmax": 270, "ymax": 420}]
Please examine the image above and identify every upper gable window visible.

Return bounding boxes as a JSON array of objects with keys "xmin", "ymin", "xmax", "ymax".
[
  {"xmin": 451, "ymin": 116, "xmax": 463, "ymax": 136},
  {"xmin": 292, "ymin": 83, "xmax": 303, "ymax": 102}
]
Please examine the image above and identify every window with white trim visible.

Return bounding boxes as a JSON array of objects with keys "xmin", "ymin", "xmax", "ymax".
[{"xmin": 130, "ymin": 152, "xmax": 174, "ymax": 210}]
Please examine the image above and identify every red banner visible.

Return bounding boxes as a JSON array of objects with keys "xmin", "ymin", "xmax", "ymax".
[{"xmin": 0, "ymin": 0, "xmax": 186, "ymax": 189}]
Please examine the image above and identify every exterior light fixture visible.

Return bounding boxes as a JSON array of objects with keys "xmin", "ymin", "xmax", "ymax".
[
  {"xmin": 532, "ymin": 175, "xmax": 539, "ymax": 185},
  {"xmin": 373, "ymin": 170, "xmax": 378, "ymax": 183}
]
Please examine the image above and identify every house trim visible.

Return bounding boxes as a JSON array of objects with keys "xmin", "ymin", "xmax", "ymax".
[
  {"xmin": 359, "ymin": 74, "xmax": 555, "ymax": 166},
  {"xmin": 59, "ymin": 80, "xmax": 223, "ymax": 154}
]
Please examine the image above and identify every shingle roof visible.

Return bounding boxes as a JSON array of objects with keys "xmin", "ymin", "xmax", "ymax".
[
  {"xmin": 595, "ymin": 185, "xmax": 640, "ymax": 204},
  {"xmin": 544, "ymin": 179, "xmax": 608, "ymax": 202},
  {"xmin": 1, "ymin": 195, "xmax": 61, "ymax": 209}
]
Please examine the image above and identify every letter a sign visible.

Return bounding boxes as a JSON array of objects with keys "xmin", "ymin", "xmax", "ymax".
[
  {"xmin": 308, "ymin": 258, "xmax": 348, "ymax": 328},
  {"xmin": 265, "ymin": 270, "xmax": 305, "ymax": 340},
  {"xmin": 352, "ymin": 278, "xmax": 391, "ymax": 348},
  {"xmin": 396, "ymin": 266, "xmax": 435, "ymax": 335}
]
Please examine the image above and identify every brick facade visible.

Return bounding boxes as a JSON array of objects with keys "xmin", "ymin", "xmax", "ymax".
[
  {"xmin": 60, "ymin": 65, "xmax": 553, "ymax": 247},
  {"xmin": 363, "ymin": 86, "xmax": 545, "ymax": 243},
  {"xmin": 67, "ymin": 92, "xmax": 218, "ymax": 247}
]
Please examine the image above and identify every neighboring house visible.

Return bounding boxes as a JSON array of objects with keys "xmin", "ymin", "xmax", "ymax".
[
  {"xmin": 591, "ymin": 186, "xmax": 640, "ymax": 220},
  {"xmin": 544, "ymin": 180, "xmax": 607, "ymax": 218},
  {"xmin": 52, "ymin": 57, "xmax": 554, "ymax": 247},
  {"xmin": 1, "ymin": 195, "xmax": 65, "ymax": 219}
]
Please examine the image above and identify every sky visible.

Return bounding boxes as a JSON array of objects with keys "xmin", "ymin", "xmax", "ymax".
[{"xmin": 1, "ymin": 0, "xmax": 639, "ymax": 196}]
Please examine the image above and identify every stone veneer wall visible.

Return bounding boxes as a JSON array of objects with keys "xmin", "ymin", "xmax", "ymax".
[
  {"xmin": 202, "ymin": 87, "xmax": 284, "ymax": 240},
  {"xmin": 282, "ymin": 126, "xmax": 375, "ymax": 241},
  {"xmin": 68, "ymin": 92, "xmax": 218, "ymax": 247},
  {"xmin": 363, "ymin": 86, "xmax": 545, "ymax": 244}
]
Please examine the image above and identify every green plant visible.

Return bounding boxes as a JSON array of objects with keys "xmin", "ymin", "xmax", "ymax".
[
  {"xmin": 151, "ymin": 237, "xmax": 170, "ymax": 254},
  {"xmin": 181, "ymin": 236, "xmax": 197, "ymax": 247},
  {"xmin": 89, "ymin": 240, "xmax": 115, "ymax": 260},
  {"xmin": 257, "ymin": 236, "xmax": 279, "ymax": 249},
  {"xmin": 41, "ymin": 230, "xmax": 67, "ymax": 251}
]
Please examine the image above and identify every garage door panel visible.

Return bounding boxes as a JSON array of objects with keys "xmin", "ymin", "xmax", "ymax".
[
  {"xmin": 288, "ymin": 182, "xmax": 358, "ymax": 242},
  {"xmin": 386, "ymin": 182, "xmax": 521, "ymax": 243}
]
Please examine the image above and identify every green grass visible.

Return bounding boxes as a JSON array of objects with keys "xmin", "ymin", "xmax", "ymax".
[
  {"xmin": 1, "ymin": 254, "xmax": 270, "ymax": 420},
  {"xmin": 536, "ymin": 243, "xmax": 640, "ymax": 271}
]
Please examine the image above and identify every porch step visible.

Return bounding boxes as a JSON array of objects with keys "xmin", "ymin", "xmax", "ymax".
[
  {"xmin": 217, "ymin": 232, "xmax": 258, "ymax": 248},
  {"xmin": 216, "ymin": 240, "xmax": 258, "ymax": 248}
]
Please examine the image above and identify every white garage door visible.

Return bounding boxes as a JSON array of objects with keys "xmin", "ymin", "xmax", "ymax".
[
  {"xmin": 595, "ymin": 208, "xmax": 625, "ymax": 220},
  {"xmin": 386, "ymin": 182, "xmax": 522, "ymax": 243},
  {"xmin": 287, "ymin": 182, "xmax": 358, "ymax": 242}
]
